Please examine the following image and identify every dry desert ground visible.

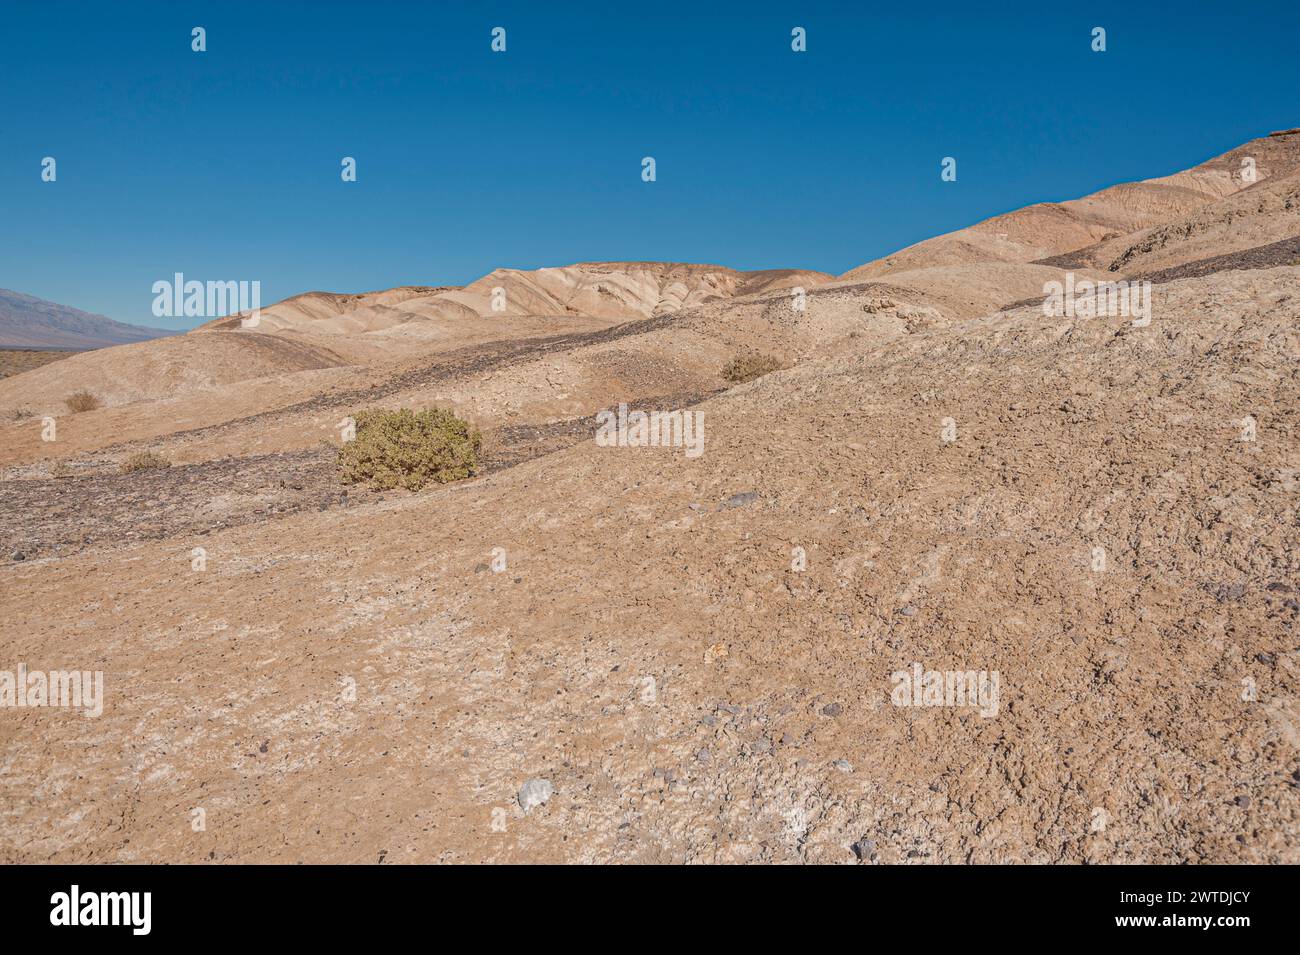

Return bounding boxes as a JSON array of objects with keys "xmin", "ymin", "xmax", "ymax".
[{"xmin": 2, "ymin": 130, "xmax": 1299, "ymax": 863}]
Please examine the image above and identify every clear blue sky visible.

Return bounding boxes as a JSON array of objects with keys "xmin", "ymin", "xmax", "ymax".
[{"xmin": 3, "ymin": 0, "xmax": 1298, "ymax": 330}]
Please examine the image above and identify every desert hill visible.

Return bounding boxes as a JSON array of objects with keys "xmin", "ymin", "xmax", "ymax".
[
  {"xmin": 0, "ymin": 262, "xmax": 832, "ymax": 427},
  {"xmin": 1038, "ymin": 161, "xmax": 1300, "ymax": 278},
  {"xmin": 197, "ymin": 263, "xmax": 834, "ymax": 334},
  {"xmin": 1, "ymin": 131, "xmax": 1297, "ymax": 864},
  {"xmin": 841, "ymin": 129, "xmax": 1300, "ymax": 281}
]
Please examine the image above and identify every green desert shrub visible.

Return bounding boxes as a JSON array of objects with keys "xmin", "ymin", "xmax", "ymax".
[
  {"xmin": 65, "ymin": 390, "xmax": 100, "ymax": 413},
  {"xmin": 338, "ymin": 407, "xmax": 481, "ymax": 491},
  {"xmin": 121, "ymin": 450, "xmax": 171, "ymax": 473},
  {"xmin": 721, "ymin": 353, "xmax": 783, "ymax": 384}
]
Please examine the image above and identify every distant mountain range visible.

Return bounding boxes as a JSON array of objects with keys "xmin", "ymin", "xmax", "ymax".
[{"xmin": 0, "ymin": 289, "xmax": 175, "ymax": 349}]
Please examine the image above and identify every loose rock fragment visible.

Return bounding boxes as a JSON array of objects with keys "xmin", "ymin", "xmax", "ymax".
[
  {"xmin": 850, "ymin": 838, "xmax": 876, "ymax": 861},
  {"xmin": 517, "ymin": 778, "xmax": 554, "ymax": 812},
  {"xmin": 719, "ymin": 491, "xmax": 758, "ymax": 510}
]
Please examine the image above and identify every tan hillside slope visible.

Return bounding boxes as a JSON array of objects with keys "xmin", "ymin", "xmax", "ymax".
[
  {"xmin": 0, "ymin": 310, "xmax": 621, "ymax": 465},
  {"xmin": 842, "ymin": 130, "xmax": 1300, "ymax": 281},
  {"xmin": 192, "ymin": 286, "xmax": 487, "ymax": 353},
  {"xmin": 0, "ymin": 261, "xmax": 831, "ymax": 420},
  {"xmin": 0, "ymin": 257, "xmax": 1110, "ymax": 470},
  {"xmin": 192, "ymin": 286, "xmax": 459, "ymax": 334},
  {"xmin": 0, "ymin": 331, "xmax": 347, "ymax": 414},
  {"xmin": 1039, "ymin": 164, "xmax": 1300, "ymax": 278},
  {"xmin": 196, "ymin": 263, "xmax": 835, "ymax": 338},
  {"xmin": 440, "ymin": 262, "xmax": 832, "ymax": 320},
  {"xmin": 2, "ymin": 265, "xmax": 1295, "ymax": 863}
]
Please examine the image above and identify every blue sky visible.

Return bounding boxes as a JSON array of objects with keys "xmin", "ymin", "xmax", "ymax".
[{"xmin": 3, "ymin": 0, "xmax": 1298, "ymax": 329}]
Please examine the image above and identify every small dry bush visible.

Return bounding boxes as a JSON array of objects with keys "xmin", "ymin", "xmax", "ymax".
[
  {"xmin": 65, "ymin": 390, "xmax": 100, "ymax": 413},
  {"xmin": 722, "ymin": 353, "xmax": 783, "ymax": 384},
  {"xmin": 338, "ymin": 408, "xmax": 481, "ymax": 491},
  {"xmin": 121, "ymin": 450, "xmax": 171, "ymax": 473}
]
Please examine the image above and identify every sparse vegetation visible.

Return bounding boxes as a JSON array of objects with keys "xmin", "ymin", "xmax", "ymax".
[
  {"xmin": 65, "ymin": 390, "xmax": 100, "ymax": 413},
  {"xmin": 721, "ymin": 353, "xmax": 783, "ymax": 384},
  {"xmin": 338, "ymin": 407, "xmax": 481, "ymax": 491},
  {"xmin": 121, "ymin": 450, "xmax": 171, "ymax": 473},
  {"xmin": 48, "ymin": 460, "xmax": 74, "ymax": 479}
]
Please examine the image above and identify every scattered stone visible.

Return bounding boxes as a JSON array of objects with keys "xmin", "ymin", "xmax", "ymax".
[
  {"xmin": 850, "ymin": 837, "xmax": 876, "ymax": 861},
  {"xmin": 832, "ymin": 759, "xmax": 853, "ymax": 773},
  {"xmin": 1235, "ymin": 795, "xmax": 1251, "ymax": 809},
  {"xmin": 1256, "ymin": 652, "xmax": 1275, "ymax": 665},
  {"xmin": 780, "ymin": 732, "xmax": 795, "ymax": 746},
  {"xmin": 517, "ymin": 778, "xmax": 554, "ymax": 812},
  {"xmin": 700, "ymin": 715, "xmax": 716, "ymax": 727},
  {"xmin": 898, "ymin": 606, "xmax": 918, "ymax": 617},
  {"xmin": 1266, "ymin": 582, "xmax": 1293, "ymax": 593},
  {"xmin": 750, "ymin": 738, "xmax": 772, "ymax": 755},
  {"xmin": 473, "ymin": 563, "xmax": 490, "ymax": 573},
  {"xmin": 10, "ymin": 550, "xmax": 24, "ymax": 561},
  {"xmin": 822, "ymin": 702, "xmax": 843, "ymax": 717},
  {"xmin": 719, "ymin": 491, "xmax": 758, "ymax": 510},
  {"xmin": 1214, "ymin": 582, "xmax": 1247, "ymax": 603}
]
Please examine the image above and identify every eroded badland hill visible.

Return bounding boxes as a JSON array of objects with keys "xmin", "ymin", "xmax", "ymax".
[{"xmin": 2, "ymin": 132, "xmax": 1298, "ymax": 863}]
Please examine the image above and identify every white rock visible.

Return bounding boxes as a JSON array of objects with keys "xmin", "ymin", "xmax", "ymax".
[{"xmin": 517, "ymin": 778, "xmax": 554, "ymax": 812}]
